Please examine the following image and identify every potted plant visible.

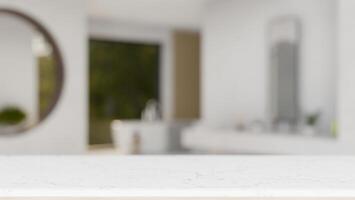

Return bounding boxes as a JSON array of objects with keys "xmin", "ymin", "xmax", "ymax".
[{"xmin": 303, "ymin": 112, "xmax": 320, "ymax": 136}]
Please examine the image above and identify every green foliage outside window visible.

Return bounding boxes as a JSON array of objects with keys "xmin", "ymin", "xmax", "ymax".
[{"xmin": 89, "ymin": 39, "xmax": 160, "ymax": 145}]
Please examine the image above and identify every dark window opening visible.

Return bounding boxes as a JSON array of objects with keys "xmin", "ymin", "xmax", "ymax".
[{"xmin": 89, "ymin": 39, "xmax": 160, "ymax": 145}]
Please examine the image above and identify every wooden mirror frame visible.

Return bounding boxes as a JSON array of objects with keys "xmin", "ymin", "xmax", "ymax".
[{"xmin": 0, "ymin": 8, "xmax": 64, "ymax": 133}]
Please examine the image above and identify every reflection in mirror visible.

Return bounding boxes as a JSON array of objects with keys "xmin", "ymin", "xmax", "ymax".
[
  {"xmin": 270, "ymin": 17, "xmax": 301, "ymax": 132},
  {"xmin": 268, "ymin": 15, "xmax": 336, "ymax": 137},
  {"xmin": 0, "ymin": 10, "xmax": 63, "ymax": 134}
]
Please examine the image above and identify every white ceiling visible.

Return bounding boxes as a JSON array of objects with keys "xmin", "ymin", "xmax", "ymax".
[{"xmin": 88, "ymin": 0, "xmax": 209, "ymax": 30}]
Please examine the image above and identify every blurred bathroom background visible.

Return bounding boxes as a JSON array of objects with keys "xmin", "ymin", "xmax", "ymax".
[{"xmin": 0, "ymin": 0, "xmax": 354, "ymax": 155}]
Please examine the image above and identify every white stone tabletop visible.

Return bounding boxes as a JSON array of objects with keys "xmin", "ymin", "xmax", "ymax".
[{"xmin": 0, "ymin": 156, "xmax": 354, "ymax": 197}]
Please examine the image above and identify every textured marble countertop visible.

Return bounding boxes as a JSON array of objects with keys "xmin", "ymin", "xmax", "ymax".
[{"xmin": 0, "ymin": 156, "xmax": 354, "ymax": 197}]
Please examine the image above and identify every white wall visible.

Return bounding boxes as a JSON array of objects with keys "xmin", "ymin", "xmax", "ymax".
[
  {"xmin": 338, "ymin": 0, "xmax": 355, "ymax": 145},
  {"xmin": 89, "ymin": 18, "xmax": 174, "ymax": 121},
  {"xmin": 202, "ymin": 0, "xmax": 337, "ymax": 132},
  {"xmin": 0, "ymin": 16, "xmax": 38, "ymax": 125},
  {"xmin": 88, "ymin": 0, "xmax": 208, "ymax": 30},
  {"xmin": 0, "ymin": 0, "xmax": 87, "ymax": 154}
]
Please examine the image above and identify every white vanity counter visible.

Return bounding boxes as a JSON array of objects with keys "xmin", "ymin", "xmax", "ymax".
[
  {"xmin": 0, "ymin": 156, "xmax": 355, "ymax": 198},
  {"xmin": 182, "ymin": 128, "xmax": 352, "ymax": 154}
]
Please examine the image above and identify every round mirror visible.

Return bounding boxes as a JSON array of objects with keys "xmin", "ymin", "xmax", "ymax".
[{"xmin": 0, "ymin": 9, "xmax": 63, "ymax": 134}]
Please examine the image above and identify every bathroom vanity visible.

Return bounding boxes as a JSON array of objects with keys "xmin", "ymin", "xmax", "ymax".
[
  {"xmin": 179, "ymin": 108, "xmax": 355, "ymax": 155},
  {"xmin": 181, "ymin": 127, "xmax": 348, "ymax": 154}
]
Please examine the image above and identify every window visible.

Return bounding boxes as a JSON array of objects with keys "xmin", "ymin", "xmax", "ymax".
[{"xmin": 89, "ymin": 39, "xmax": 160, "ymax": 145}]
